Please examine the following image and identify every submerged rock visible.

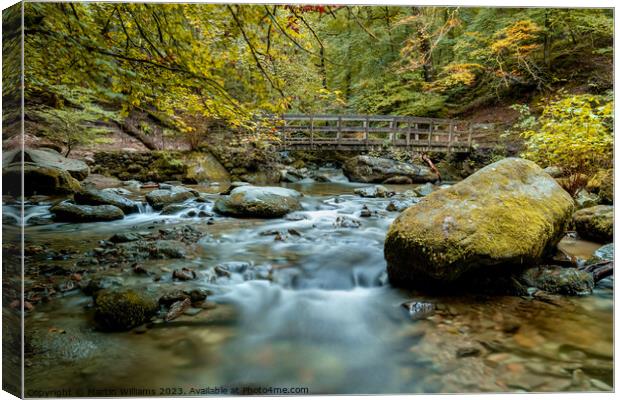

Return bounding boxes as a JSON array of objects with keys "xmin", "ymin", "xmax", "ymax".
[
  {"xmin": 94, "ymin": 289, "xmax": 159, "ymax": 331},
  {"xmin": 74, "ymin": 188, "xmax": 138, "ymax": 214},
  {"xmin": 573, "ymin": 205, "xmax": 613, "ymax": 243},
  {"xmin": 50, "ymin": 201, "xmax": 124, "ymax": 222},
  {"xmin": 115, "ymin": 240, "xmax": 186, "ymax": 260},
  {"xmin": 146, "ymin": 186, "xmax": 197, "ymax": 210},
  {"xmin": 109, "ymin": 232, "xmax": 141, "ymax": 243},
  {"xmin": 343, "ymin": 155, "xmax": 436, "ymax": 184},
  {"xmin": 214, "ymin": 186, "xmax": 302, "ymax": 218},
  {"xmin": 521, "ymin": 266, "xmax": 594, "ymax": 296},
  {"xmin": 384, "ymin": 158, "xmax": 575, "ymax": 287}
]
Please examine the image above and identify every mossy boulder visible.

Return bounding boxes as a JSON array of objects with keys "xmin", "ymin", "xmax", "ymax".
[
  {"xmin": 214, "ymin": 186, "xmax": 302, "ymax": 218},
  {"xmin": 74, "ymin": 188, "xmax": 139, "ymax": 214},
  {"xmin": 586, "ymin": 169, "xmax": 613, "ymax": 204},
  {"xmin": 384, "ymin": 158, "xmax": 575, "ymax": 287},
  {"xmin": 94, "ymin": 289, "xmax": 159, "ymax": 331},
  {"xmin": 343, "ymin": 155, "xmax": 436, "ymax": 183},
  {"xmin": 184, "ymin": 151, "xmax": 230, "ymax": 184},
  {"xmin": 3, "ymin": 163, "xmax": 81, "ymax": 196},
  {"xmin": 50, "ymin": 201, "xmax": 125, "ymax": 222},
  {"xmin": 145, "ymin": 186, "xmax": 197, "ymax": 210},
  {"xmin": 573, "ymin": 205, "xmax": 613, "ymax": 243}
]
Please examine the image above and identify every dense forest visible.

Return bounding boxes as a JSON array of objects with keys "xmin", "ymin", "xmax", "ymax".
[{"xmin": 12, "ymin": 5, "xmax": 612, "ymax": 150}]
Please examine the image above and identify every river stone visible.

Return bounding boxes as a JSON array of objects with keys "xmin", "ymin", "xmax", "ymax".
[
  {"xmin": 521, "ymin": 266, "xmax": 594, "ymax": 296},
  {"xmin": 94, "ymin": 289, "xmax": 159, "ymax": 331},
  {"xmin": 220, "ymin": 181, "xmax": 251, "ymax": 195},
  {"xmin": 74, "ymin": 188, "xmax": 139, "ymax": 214},
  {"xmin": 3, "ymin": 148, "xmax": 89, "ymax": 180},
  {"xmin": 586, "ymin": 169, "xmax": 613, "ymax": 204},
  {"xmin": 384, "ymin": 158, "xmax": 575, "ymax": 286},
  {"xmin": 145, "ymin": 186, "xmax": 197, "ymax": 210},
  {"xmin": 575, "ymin": 190, "xmax": 600, "ymax": 210},
  {"xmin": 573, "ymin": 205, "xmax": 613, "ymax": 243},
  {"xmin": 3, "ymin": 163, "xmax": 82, "ymax": 196},
  {"xmin": 354, "ymin": 185, "xmax": 392, "ymax": 198},
  {"xmin": 591, "ymin": 243, "xmax": 613, "ymax": 262},
  {"xmin": 343, "ymin": 155, "xmax": 436, "ymax": 184},
  {"xmin": 50, "ymin": 201, "xmax": 124, "ymax": 222},
  {"xmin": 413, "ymin": 182, "xmax": 435, "ymax": 197},
  {"xmin": 214, "ymin": 186, "xmax": 302, "ymax": 218}
]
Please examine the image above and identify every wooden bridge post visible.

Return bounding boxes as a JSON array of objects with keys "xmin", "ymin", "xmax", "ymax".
[
  {"xmin": 428, "ymin": 121, "xmax": 433, "ymax": 149},
  {"xmin": 406, "ymin": 119, "xmax": 411, "ymax": 146},
  {"xmin": 468, "ymin": 123, "xmax": 474, "ymax": 149},
  {"xmin": 389, "ymin": 118, "xmax": 395, "ymax": 143},
  {"xmin": 363, "ymin": 117, "xmax": 369, "ymax": 144},
  {"xmin": 310, "ymin": 115, "xmax": 314, "ymax": 148},
  {"xmin": 337, "ymin": 116, "xmax": 342, "ymax": 144}
]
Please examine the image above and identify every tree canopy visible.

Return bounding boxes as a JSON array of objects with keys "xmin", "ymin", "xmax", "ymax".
[{"xmin": 20, "ymin": 4, "xmax": 613, "ymax": 147}]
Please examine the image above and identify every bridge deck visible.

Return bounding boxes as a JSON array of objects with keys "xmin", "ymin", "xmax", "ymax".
[{"xmin": 272, "ymin": 114, "xmax": 496, "ymax": 153}]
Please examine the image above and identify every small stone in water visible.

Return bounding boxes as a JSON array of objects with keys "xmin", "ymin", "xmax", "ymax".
[
  {"xmin": 402, "ymin": 301, "xmax": 435, "ymax": 320},
  {"xmin": 172, "ymin": 267, "xmax": 197, "ymax": 281},
  {"xmin": 456, "ymin": 347, "xmax": 481, "ymax": 358},
  {"xmin": 360, "ymin": 206, "xmax": 372, "ymax": 218},
  {"xmin": 183, "ymin": 307, "xmax": 202, "ymax": 316},
  {"xmin": 165, "ymin": 298, "xmax": 191, "ymax": 322}
]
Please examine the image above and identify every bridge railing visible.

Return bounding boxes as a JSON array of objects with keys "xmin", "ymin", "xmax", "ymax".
[{"xmin": 273, "ymin": 114, "xmax": 489, "ymax": 152}]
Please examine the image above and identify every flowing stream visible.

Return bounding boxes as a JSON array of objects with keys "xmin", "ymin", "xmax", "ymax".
[{"xmin": 15, "ymin": 180, "xmax": 613, "ymax": 395}]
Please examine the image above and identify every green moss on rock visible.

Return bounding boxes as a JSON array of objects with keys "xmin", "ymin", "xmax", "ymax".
[
  {"xmin": 573, "ymin": 205, "xmax": 613, "ymax": 243},
  {"xmin": 384, "ymin": 158, "xmax": 575, "ymax": 287},
  {"xmin": 94, "ymin": 289, "xmax": 159, "ymax": 331}
]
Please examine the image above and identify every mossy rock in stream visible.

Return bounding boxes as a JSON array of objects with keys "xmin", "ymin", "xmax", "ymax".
[
  {"xmin": 94, "ymin": 289, "xmax": 159, "ymax": 331},
  {"xmin": 384, "ymin": 157, "xmax": 575, "ymax": 288},
  {"xmin": 573, "ymin": 205, "xmax": 613, "ymax": 243}
]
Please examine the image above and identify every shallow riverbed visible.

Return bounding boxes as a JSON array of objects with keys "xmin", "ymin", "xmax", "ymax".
[{"xmin": 14, "ymin": 180, "xmax": 613, "ymax": 394}]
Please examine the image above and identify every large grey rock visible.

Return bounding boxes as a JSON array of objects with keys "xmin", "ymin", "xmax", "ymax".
[
  {"xmin": 384, "ymin": 158, "xmax": 575, "ymax": 287},
  {"xmin": 74, "ymin": 188, "xmax": 138, "ymax": 214},
  {"xmin": 3, "ymin": 148, "xmax": 89, "ymax": 180},
  {"xmin": 573, "ymin": 205, "xmax": 613, "ymax": 243},
  {"xmin": 50, "ymin": 201, "xmax": 124, "ymax": 222},
  {"xmin": 145, "ymin": 186, "xmax": 197, "ymax": 210},
  {"xmin": 214, "ymin": 186, "xmax": 302, "ymax": 218},
  {"xmin": 343, "ymin": 155, "xmax": 436, "ymax": 184},
  {"xmin": 3, "ymin": 163, "xmax": 82, "ymax": 196}
]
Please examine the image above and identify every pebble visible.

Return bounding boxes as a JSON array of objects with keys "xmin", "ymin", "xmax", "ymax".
[{"xmin": 456, "ymin": 347, "xmax": 481, "ymax": 358}]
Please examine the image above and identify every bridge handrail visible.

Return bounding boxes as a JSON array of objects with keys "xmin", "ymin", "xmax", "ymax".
[{"xmin": 271, "ymin": 113, "xmax": 499, "ymax": 152}]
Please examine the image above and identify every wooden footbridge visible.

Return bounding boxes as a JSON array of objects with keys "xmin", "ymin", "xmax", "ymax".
[{"xmin": 273, "ymin": 114, "xmax": 497, "ymax": 153}]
